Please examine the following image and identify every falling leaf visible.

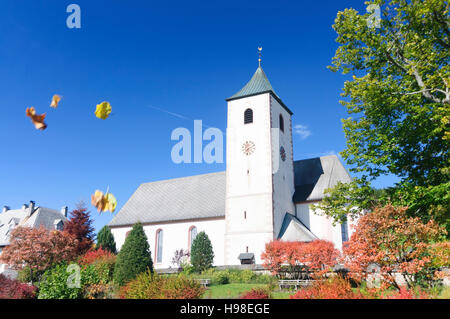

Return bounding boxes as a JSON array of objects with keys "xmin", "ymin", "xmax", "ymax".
[
  {"xmin": 91, "ymin": 189, "xmax": 117, "ymax": 213},
  {"xmin": 26, "ymin": 107, "xmax": 47, "ymax": 130},
  {"xmin": 91, "ymin": 190, "xmax": 106, "ymax": 212},
  {"xmin": 95, "ymin": 101, "xmax": 112, "ymax": 120},
  {"xmin": 50, "ymin": 94, "xmax": 62, "ymax": 108},
  {"xmin": 104, "ymin": 193, "xmax": 117, "ymax": 213}
]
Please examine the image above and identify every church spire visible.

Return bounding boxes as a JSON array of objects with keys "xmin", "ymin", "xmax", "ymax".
[{"xmin": 258, "ymin": 47, "xmax": 262, "ymax": 67}]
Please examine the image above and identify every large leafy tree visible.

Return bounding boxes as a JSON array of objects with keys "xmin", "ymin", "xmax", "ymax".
[
  {"xmin": 63, "ymin": 202, "xmax": 95, "ymax": 255},
  {"xmin": 113, "ymin": 222, "xmax": 153, "ymax": 286},
  {"xmin": 96, "ymin": 225, "xmax": 117, "ymax": 254},
  {"xmin": 320, "ymin": 0, "xmax": 450, "ymax": 229},
  {"xmin": 190, "ymin": 231, "xmax": 214, "ymax": 273}
]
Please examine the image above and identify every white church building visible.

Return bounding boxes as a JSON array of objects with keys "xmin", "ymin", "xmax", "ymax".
[{"xmin": 109, "ymin": 62, "xmax": 353, "ymax": 269}]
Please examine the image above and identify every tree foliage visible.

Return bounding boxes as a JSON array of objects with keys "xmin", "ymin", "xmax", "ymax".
[
  {"xmin": 324, "ymin": 0, "xmax": 450, "ymax": 230},
  {"xmin": 261, "ymin": 240, "xmax": 340, "ymax": 278},
  {"xmin": 113, "ymin": 223, "xmax": 153, "ymax": 286},
  {"xmin": 343, "ymin": 205, "xmax": 448, "ymax": 288},
  {"xmin": 190, "ymin": 231, "xmax": 214, "ymax": 273},
  {"xmin": 96, "ymin": 225, "xmax": 117, "ymax": 254},
  {"xmin": 63, "ymin": 203, "xmax": 95, "ymax": 255},
  {"xmin": 0, "ymin": 226, "xmax": 78, "ymax": 284}
]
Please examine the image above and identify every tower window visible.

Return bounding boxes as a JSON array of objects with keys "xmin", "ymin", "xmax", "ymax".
[
  {"xmin": 244, "ymin": 211, "xmax": 246, "ymax": 219},
  {"xmin": 244, "ymin": 108, "xmax": 253, "ymax": 124},
  {"xmin": 279, "ymin": 114, "xmax": 284, "ymax": 133}
]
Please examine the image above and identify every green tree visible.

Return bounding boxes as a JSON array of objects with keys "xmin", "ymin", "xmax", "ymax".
[
  {"xmin": 96, "ymin": 225, "xmax": 117, "ymax": 254},
  {"xmin": 190, "ymin": 231, "xmax": 214, "ymax": 273},
  {"xmin": 113, "ymin": 223, "xmax": 153, "ymax": 286},
  {"xmin": 322, "ymin": 0, "xmax": 450, "ymax": 230}
]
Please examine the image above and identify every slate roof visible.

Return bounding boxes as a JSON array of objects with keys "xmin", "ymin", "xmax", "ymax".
[
  {"xmin": 109, "ymin": 156, "xmax": 351, "ymax": 227},
  {"xmin": 227, "ymin": 66, "xmax": 277, "ymax": 100},
  {"xmin": 293, "ymin": 155, "xmax": 352, "ymax": 202},
  {"xmin": 278, "ymin": 213, "xmax": 317, "ymax": 242},
  {"xmin": 0, "ymin": 205, "xmax": 67, "ymax": 246},
  {"xmin": 226, "ymin": 66, "xmax": 293, "ymax": 115},
  {"xmin": 108, "ymin": 172, "xmax": 226, "ymax": 227}
]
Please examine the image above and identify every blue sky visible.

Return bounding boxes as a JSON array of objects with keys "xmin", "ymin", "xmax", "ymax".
[{"xmin": 0, "ymin": 0, "xmax": 398, "ymax": 233}]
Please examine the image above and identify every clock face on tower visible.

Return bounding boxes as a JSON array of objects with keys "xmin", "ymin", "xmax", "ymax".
[
  {"xmin": 242, "ymin": 141, "xmax": 256, "ymax": 155},
  {"xmin": 280, "ymin": 146, "xmax": 286, "ymax": 161}
]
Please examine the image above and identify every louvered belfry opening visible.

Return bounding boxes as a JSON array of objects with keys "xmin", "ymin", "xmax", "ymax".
[{"xmin": 244, "ymin": 108, "xmax": 253, "ymax": 124}]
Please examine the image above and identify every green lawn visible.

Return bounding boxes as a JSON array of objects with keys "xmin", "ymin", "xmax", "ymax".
[{"xmin": 202, "ymin": 283, "xmax": 293, "ymax": 299}]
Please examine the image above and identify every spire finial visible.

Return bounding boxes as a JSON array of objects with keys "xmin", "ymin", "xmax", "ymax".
[{"xmin": 258, "ymin": 47, "xmax": 262, "ymax": 67}]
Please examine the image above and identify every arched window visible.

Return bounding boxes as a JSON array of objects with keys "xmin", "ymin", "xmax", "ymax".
[
  {"xmin": 155, "ymin": 229, "xmax": 163, "ymax": 263},
  {"xmin": 279, "ymin": 114, "xmax": 284, "ymax": 133},
  {"xmin": 188, "ymin": 226, "xmax": 198, "ymax": 249},
  {"xmin": 244, "ymin": 108, "xmax": 253, "ymax": 124}
]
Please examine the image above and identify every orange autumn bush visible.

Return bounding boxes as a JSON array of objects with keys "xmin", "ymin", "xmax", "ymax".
[
  {"xmin": 240, "ymin": 287, "xmax": 271, "ymax": 299},
  {"xmin": 290, "ymin": 277, "xmax": 363, "ymax": 299},
  {"xmin": 78, "ymin": 248, "xmax": 116, "ymax": 284},
  {"xmin": 343, "ymin": 205, "xmax": 447, "ymax": 289},
  {"xmin": 261, "ymin": 240, "xmax": 340, "ymax": 277}
]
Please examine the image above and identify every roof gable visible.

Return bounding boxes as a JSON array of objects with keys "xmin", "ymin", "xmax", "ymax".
[{"xmin": 293, "ymin": 155, "xmax": 352, "ymax": 203}]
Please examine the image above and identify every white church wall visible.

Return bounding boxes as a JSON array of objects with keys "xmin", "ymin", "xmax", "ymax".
[
  {"xmin": 295, "ymin": 202, "xmax": 344, "ymax": 250},
  {"xmin": 111, "ymin": 218, "xmax": 225, "ymax": 269},
  {"xmin": 270, "ymin": 96, "xmax": 295, "ymax": 238}
]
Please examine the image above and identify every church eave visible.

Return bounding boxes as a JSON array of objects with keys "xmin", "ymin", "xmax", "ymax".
[{"xmin": 225, "ymin": 91, "xmax": 293, "ymax": 115}]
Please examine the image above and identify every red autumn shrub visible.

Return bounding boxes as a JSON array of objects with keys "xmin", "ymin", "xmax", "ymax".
[
  {"xmin": 78, "ymin": 247, "xmax": 116, "ymax": 283},
  {"xmin": 0, "ymin": 274, "xmax": 37, "ymax": 299},
  {"xmin": 381, "ymin": 286, "xmax": 430, "ymax": 299},
  {"xmin": 261, "ymin": 240, "xmax": 340, "ymax": 277},
  {"xmin": 120, "ymin": 271, "xmax": 205, "ymax": 299},
  {"xmin": 290, "ymin": 277, "xmax": 363, "ymax": 299},
  {"xmin": 240, "ymin": 288, "xmax": 271, "ymax": 299},
  {"xmin": 343, "ymin": 205, "xmax": 446, "ymax": 288},
  {"xmin": 78, "ymin": 247, "xmax": 116, "ymax": 265}
]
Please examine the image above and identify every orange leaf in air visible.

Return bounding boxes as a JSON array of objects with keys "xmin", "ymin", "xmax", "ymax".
[
  {"xmin": 91, "ymin": 190, "xmax": 106, "ymax": 212},
  {"xmin": 50, "ymin": 94, "xmax": 62, "ymax": 108},
  {"xmin": 26, "ymin": 107, "xmax": 47, "ymax": 130}
]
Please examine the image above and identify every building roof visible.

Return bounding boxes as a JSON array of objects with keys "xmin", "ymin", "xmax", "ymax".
[
  {"xmin": 108, "ymin": 172, "xmax": 226, "ymax": 227},
  {"xmin": 109, "ymin": 156, "xmax": 351, "ymax": 227},
  {"xmin": 293, "ymin": 155, "xmax": 352, "ymax": 202},
  {"xmin": 227, "ymin": 66, "xmax": 277, "ymax": 100},
  {"xmin": 278, "ymin": 213, "xmax": 317, "ymax": 241},
  {"xmin": 0, "ymin": 205, "xmax": 67, "ymax": 246},
  {"xmin": 226, "ymin": 66, "xmax": 293, "ymax": 115}
]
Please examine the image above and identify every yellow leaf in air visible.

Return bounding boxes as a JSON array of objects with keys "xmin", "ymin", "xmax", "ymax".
[
  {"xmin": 95, "ymin": 101, "xmax": 112, "ymax": 120},
  {"xmin": 104, "ymin": 193, "xmax": 117, "ymax": 213},
  {"xmin": 50, "ymin": 95, "xmax": 62, "ymax": 108}
]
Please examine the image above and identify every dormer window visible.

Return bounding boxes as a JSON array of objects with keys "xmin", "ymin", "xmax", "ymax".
[
  {"xmin": 244, "ymin": 108, "xmax": 253, "ymax": 124},
  {"xmin": 279, "ymin": 114, "xmax": 284, "ymax": 133}
]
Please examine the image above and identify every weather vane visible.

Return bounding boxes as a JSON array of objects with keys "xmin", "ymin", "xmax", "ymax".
[{"xmin": 258, "ymin": 47, "xmax": 262, "ymax": 67}]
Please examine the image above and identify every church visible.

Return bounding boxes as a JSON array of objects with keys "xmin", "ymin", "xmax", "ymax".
[{"xmin": 108, "ymin": 59, "xmax": 353, "ymax": 270}]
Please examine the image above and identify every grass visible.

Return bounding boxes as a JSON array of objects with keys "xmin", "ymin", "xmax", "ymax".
[
  {"xmin": 202, "ymin": 283, "xmax": 269, "ymax": 299},
  {"xmin": 202, "ymin": 283, "xmax": 294, "ymax": 299}
]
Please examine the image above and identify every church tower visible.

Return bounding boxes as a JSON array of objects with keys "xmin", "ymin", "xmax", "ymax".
[{"xmin": 224, "ymin": 51, "xmax": 296, "ymax": 265}]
